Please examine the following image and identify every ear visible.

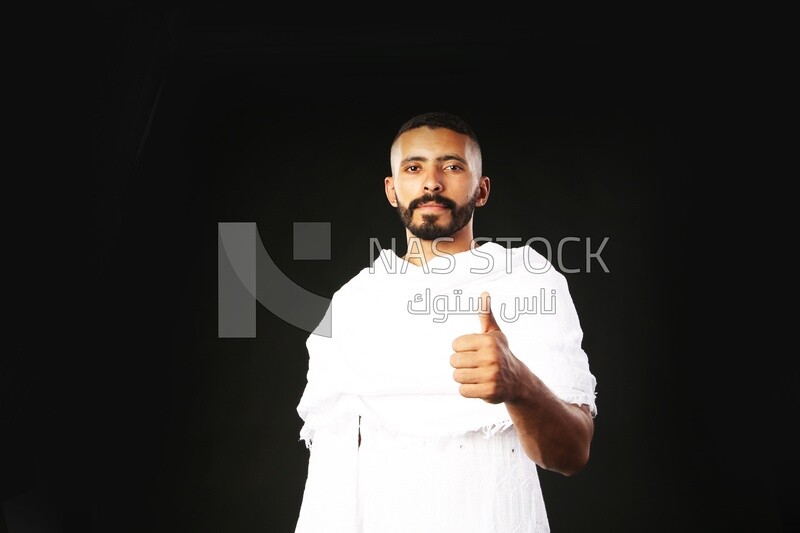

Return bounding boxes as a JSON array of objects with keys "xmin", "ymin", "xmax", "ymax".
[
  {"xmin": 385, "ymin": 176, "xmax": 398, "ymax": 207},
  {"xmin": 475, "ymin": 176, "xmax": 491, "ymax": 207}
]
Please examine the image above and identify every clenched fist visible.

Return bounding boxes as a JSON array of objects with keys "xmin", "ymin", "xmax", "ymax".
[{"xmin": 450, "ymin": 292, "xmax": 530, "ymax": 404}]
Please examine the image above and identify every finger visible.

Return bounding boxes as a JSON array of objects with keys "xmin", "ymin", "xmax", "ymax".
[
  {"xmin": 450, "ymin": 351, "xmax": 479, "ymax": 368},
  {"xmin": 453, "ymin": 367, "xmax": 486, "ymax": 384},
  {"xmin": 451, "ymin": 333, "xmax": 487, "ymax": 353},
  {"xmin": 458, "ymin": 383, "xmax": 483, "ymax": 398},
  {"xmin": 478, "ymin": 291, "xmax": 501, "ymax": 333},
  {"xmin": 458, "ymin": 383, "xmax": 499, "ymax": 403}
]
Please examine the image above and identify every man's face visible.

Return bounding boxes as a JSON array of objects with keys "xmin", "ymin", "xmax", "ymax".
[{"xmin": 385, "ymin": 127, "xmax": 486, "ymax": 241}]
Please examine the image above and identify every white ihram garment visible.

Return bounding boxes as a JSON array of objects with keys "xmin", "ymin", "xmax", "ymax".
[{"xmin": 295, "ymin": 243, "xmax": 597, "ymax": 532}]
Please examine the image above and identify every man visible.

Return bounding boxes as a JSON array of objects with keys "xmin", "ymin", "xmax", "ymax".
[{"xmin": 295, "ymin": 112, "xmax": 597, "ymax": 532}]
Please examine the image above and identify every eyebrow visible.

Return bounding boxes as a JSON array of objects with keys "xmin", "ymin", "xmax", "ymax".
[{"xmin": 400, "ymin": 154, "xmax": 469, "ymax": 166}]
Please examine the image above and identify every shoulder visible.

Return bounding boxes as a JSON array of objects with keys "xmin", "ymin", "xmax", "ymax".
[
  {"xmin": 329, "ymin": 252, "xmax": 392, "ymax": 300},
  {"xmin": 490, "ymin": 243, "xmax": 569, "ymax": 285}
]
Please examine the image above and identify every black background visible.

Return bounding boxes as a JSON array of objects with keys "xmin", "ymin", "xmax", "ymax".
[{"xmin": 4, "ymin": 4, "xmax": 796, "ymax": 532}]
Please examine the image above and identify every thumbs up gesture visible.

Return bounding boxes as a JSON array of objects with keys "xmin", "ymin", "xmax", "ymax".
[{"xmin": 451, "ymin": 292, "xmax": 527, "ymax": 404}]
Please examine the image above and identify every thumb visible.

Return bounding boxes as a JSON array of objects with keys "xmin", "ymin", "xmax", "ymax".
[{"xmin": 478, "ymin": 291, "xmax": 501, "ymax": 333}]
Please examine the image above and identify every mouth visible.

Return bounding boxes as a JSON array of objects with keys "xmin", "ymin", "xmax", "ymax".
[{"xmin": 416, "ymin": 203, "xmax": 448, "ymax": 211}]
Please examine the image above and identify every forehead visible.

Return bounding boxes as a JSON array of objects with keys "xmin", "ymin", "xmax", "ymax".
[{"xmin": 393, "ymin": 127, "xmax": 472, "ymax": 158}]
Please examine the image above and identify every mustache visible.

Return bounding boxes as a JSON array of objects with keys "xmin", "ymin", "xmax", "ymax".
[{"xmin": 407, "ymin": 194, "xmax": 457, "ymax": 212}]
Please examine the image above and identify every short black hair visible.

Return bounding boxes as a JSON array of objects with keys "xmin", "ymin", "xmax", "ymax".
[{"xmin": 393, "ymin": 111, "xmax": 480, "ymax": 149}]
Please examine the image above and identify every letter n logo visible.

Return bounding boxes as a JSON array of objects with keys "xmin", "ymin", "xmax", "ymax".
[{"xmin": 217, "ymin": 222, "xmax": 332, "ymax": 338}]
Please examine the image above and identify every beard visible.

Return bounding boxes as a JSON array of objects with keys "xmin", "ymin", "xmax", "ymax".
[{"xmin": 395, "ymin": 188, "xmax": 479, "ymax": 241}]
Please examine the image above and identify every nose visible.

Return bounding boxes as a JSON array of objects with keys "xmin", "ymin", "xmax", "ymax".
[{"xmin": 422, "ymin": 169, "xmax": 443, "ymax": 193}]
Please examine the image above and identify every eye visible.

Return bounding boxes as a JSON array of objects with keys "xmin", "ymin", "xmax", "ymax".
[{"xmin": 445, "ymin": 164, "xmax": 463, "ymax": 171}]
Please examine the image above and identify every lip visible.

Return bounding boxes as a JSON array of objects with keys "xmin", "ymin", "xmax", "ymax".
[{"xmin": 416, "ymin": 203, "xmax": 447, "ymax": 210}]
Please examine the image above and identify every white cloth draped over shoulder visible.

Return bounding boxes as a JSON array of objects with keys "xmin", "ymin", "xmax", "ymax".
[{"xmin": 295, "ymin": 242, "xmax": 597, "ymax": 533}]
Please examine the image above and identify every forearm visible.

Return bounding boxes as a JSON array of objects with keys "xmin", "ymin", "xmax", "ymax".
[{"xmin": 505, "ymin": 368, "xmax": 594, "ymax": 476}]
